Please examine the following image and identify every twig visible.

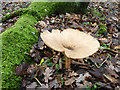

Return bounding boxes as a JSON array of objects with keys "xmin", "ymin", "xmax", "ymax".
[
  {"xmin": 94, "ymin": 63, "xmax": 100, "ymax": 68},
  {"xmin": 34, "ymin": 77, "xmax": 42, "ymax": 86},
  {"xmin": 34, "ymin": 69, "xmax": 43, "ymax": 86},
  {"xmin": 97, "ymin": 55, "xmax": 109, "ymax": 68},
  {"xmin": 106, "ymin": 49, "xmax": 119, "ymax": 54},
  {"xmin": 24, "ymin": 52, "xmax": 31, "ymax": 56},
  {"xmin": 72, "ymin": 60, "xmax": 88, "ymax": 66}
]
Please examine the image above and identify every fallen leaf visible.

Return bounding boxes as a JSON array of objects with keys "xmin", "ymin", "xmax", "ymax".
[
  {"xmin": 116, "ymin": 61, "xmax": 120, "ymax": 66},
  {"xmin": 76, "ymin": 82, "xmax": 84, "ymax": 87},
  {"xmin": 111, "ymin": 17, "xmax": 118, "ymax": 21},
  {"xmin": 26, "ymin": 82, "xmax": 37, "ymax": 89},
  {"xmin": 76, "ymin": 74, "xmax": 84, "ymax": 83},
  {"xmin": 38, "ymin": 21, "xmax": 48, "ymax": 27},
  {"xmin": 49, "ymin": 78, "xmax": 59, "ymax": 88},
  {"xmin": 115, "ymin": 66, "xmax": 120, "ymax": 73},
  {"xmin": 38, "ymin": 40, "xmax": 44, "ymax": 50},
  {"xmin": 91, "ymin": 22, "xmax": 97, "ymax": 27},
  {"xmin": 30, "ymin": 44, "xmax": 42, "ymax": 63},
  {"xmin": 65, "ymin": 77, "xmax": 76, "ymax": 85},
  {"xmin": 104, "ymin": 68, "xmax": 119, "ymax": 78},
  {"xmin": 76, "ymin": 72, "xmax": 91, "ymax": 83},
  {"xmin": 43, "ymin": 67, "xmax": 54, "ymax": 83},
  {"xmin": 88, "ymin": 69, "xmax": 103, "ymax": 80},
  {"xmin": 15, "ymin": 62, "xmax": 29, "ymax": 76},
  {"xmin": 89, "ymin": 57, "xmax": 102, "ymax": 64},
  {"xmin": 83, "ymin": 80, "xmax": 92, "ymax": 87},
  {"xmin": 27, "ymin": 63, "xmax": 37, "ymax": 74},
  {"xmin": 68, "ymin": 71, "xmax": 78, "ymax": 77}
]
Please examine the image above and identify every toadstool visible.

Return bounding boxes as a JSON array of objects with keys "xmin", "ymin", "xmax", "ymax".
[{"xmin": 41, "ymin": 28, "xmax": 100, "ymax": 70}]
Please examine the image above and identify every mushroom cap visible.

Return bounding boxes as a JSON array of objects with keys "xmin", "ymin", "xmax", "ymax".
[{"xmin": 41, "ymin": 28, "xmax": 100, "ymax": 59}]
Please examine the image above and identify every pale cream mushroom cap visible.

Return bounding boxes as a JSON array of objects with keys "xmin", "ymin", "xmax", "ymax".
[
  {"xmin": 41, "ymin": 30, "xmax": 64, "ymax": 52},
  {"xmin": 41, "ymin": 28, "xmax": 100, "ymax": 59}
]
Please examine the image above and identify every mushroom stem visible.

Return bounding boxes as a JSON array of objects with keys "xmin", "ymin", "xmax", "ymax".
[{"xmin": 65, "ymin": 56, "xmax": 71, "ymax": 70}]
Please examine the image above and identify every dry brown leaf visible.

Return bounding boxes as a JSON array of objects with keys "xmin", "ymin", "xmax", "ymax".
[
  {"xmin": 104, "ymin": 68, "xmax": 119, "ymax": 78},
  {"xmin": 15, "ymin": 62, "xmax": 29, "ymax": 76},
  {"xmin": 38, "ymin": 40, "xmax": 44, "ymax": 50},
  {"xmin": 26, "ymin": 82, "xmax": 37, "ymax": 89},
  {"xmin": 49, "ymin": 78, "xmax": 59, "ymax": 88},
  {"xmin": 65, "ymin": 77, "xmax": 76, "ymax": 85},
  {"xmin": 76, "ymin": 72, "xmax": 91, "ymax": 83},
  {"xmin": 27, "ymin": 63, "xmax": 37, "ymax": 74},
  {"xmin": 68, "ymin": 71, "xmax": 78, "ymax": 77},
  {"xmin": 43, "ymin": 67, "xmax": 53, "ymax": 83},
  {"xmin": 92, "ymin": 22, "xmax": 97, "ymax": 27},
  {"xmin": 38, "ymin": 21, "xmax": 48, "ymax": 27},
  {"xmin": 83, "ymin": 80, "xmax": 92, "ymax": 87},
  {"xmin": 111, "ymin": 17, "xmax": 118, "ymax": 21}
]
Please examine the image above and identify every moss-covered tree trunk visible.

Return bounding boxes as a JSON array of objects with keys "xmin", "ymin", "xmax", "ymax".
[{"xmin": 1, "ymin": 1, "xmax": 89, "ymax": 88}]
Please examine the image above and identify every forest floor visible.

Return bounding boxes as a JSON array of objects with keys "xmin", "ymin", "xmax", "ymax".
[{"xmin": 1, "ymin": 1, "xmax": 120, "ymax": 89}]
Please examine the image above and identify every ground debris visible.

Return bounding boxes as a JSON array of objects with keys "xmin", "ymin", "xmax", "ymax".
[{"xmin": 12, "ymin": 1, "xmax": 120, "ymax": 89}]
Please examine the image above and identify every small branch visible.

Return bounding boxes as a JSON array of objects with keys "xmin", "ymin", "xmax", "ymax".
[
  {"xmin": 34, "ymin": 77, "xmax": 42, "ymax": 86},
  {"xmin": 106, "ymin": 49, "xmax": 119, "ymax": 54},
  {"xmin": 97, "ymin": 55, "xmax": 109, "ymax": 68}
]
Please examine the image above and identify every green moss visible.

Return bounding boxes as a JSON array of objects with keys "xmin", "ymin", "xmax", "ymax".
[
  {"xmin": 28, "ymin": 2, "xmax": 55, "ymax": 18},
  {"xmin": 2, "ymin": 14, "xmax": 39, "ymax": 88},
  {"xmin": 1, "ymin": 8, "xmax": 28, "ymax": 22},
  {"xmin": 2, "ymin": 2, "xmax": 88, "ymax": 22}
]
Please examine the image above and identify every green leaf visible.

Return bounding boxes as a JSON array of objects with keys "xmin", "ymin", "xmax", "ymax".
[
  {"xmin": 62, "ymin": 58, "xmax": 66, "ymax": 61},
  {"xmin": 60, "ymin": 61, "xmax": 63, "ymax": 63},
  {"xmin": 95, "ymin": 82, "xmax": 101, "ymax": 86},
  {"xmin": 42, "ymin": 59, "xmax": 50, "ymax": 65},
  {"xmin": 50, "ymin": 57, "xmax": 53, "ymax": 60},
  {"xmin": 47, "ymin": 62, "xmax": 53, "ymax": 67},
  {"xmin": 40, "ymin": 58, "xmax": 44, "ymax": 65},
  {"xmin": 99, "ymin": 63, "xmax": 102, "ymax": 66},
  {"xmin": 61, "ymin": 78, "xmax": 64, "ymax": 85},
  {"xmin": 94, "ymin": 84, "xmax": 97, "ymax": 89},
  {"xmin": 95, "ymin": 33, "xmax": 100, "ymax": 36},
  {"xmin": 104, "ymin": 46, "xmax": 110, "ymax": 50},
  {"xmin": 99, "ymin": 46, "xmax": 102, "ymax": 49},
  {"xmin": 86, "ymin": 86, "xmax": 91, "ymax": 90},
  {"xmin": 56, "ymin": 64, "xmax": 59, "ymax": 70},
  {"xmin": 83, "ymin": 22, "xmax": 90, "ymax": 25}
]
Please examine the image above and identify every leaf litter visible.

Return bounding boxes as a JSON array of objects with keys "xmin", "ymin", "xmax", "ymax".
[{"xmin": 14, "ymin": 1, "xmax": 120, "ymax": 89}]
